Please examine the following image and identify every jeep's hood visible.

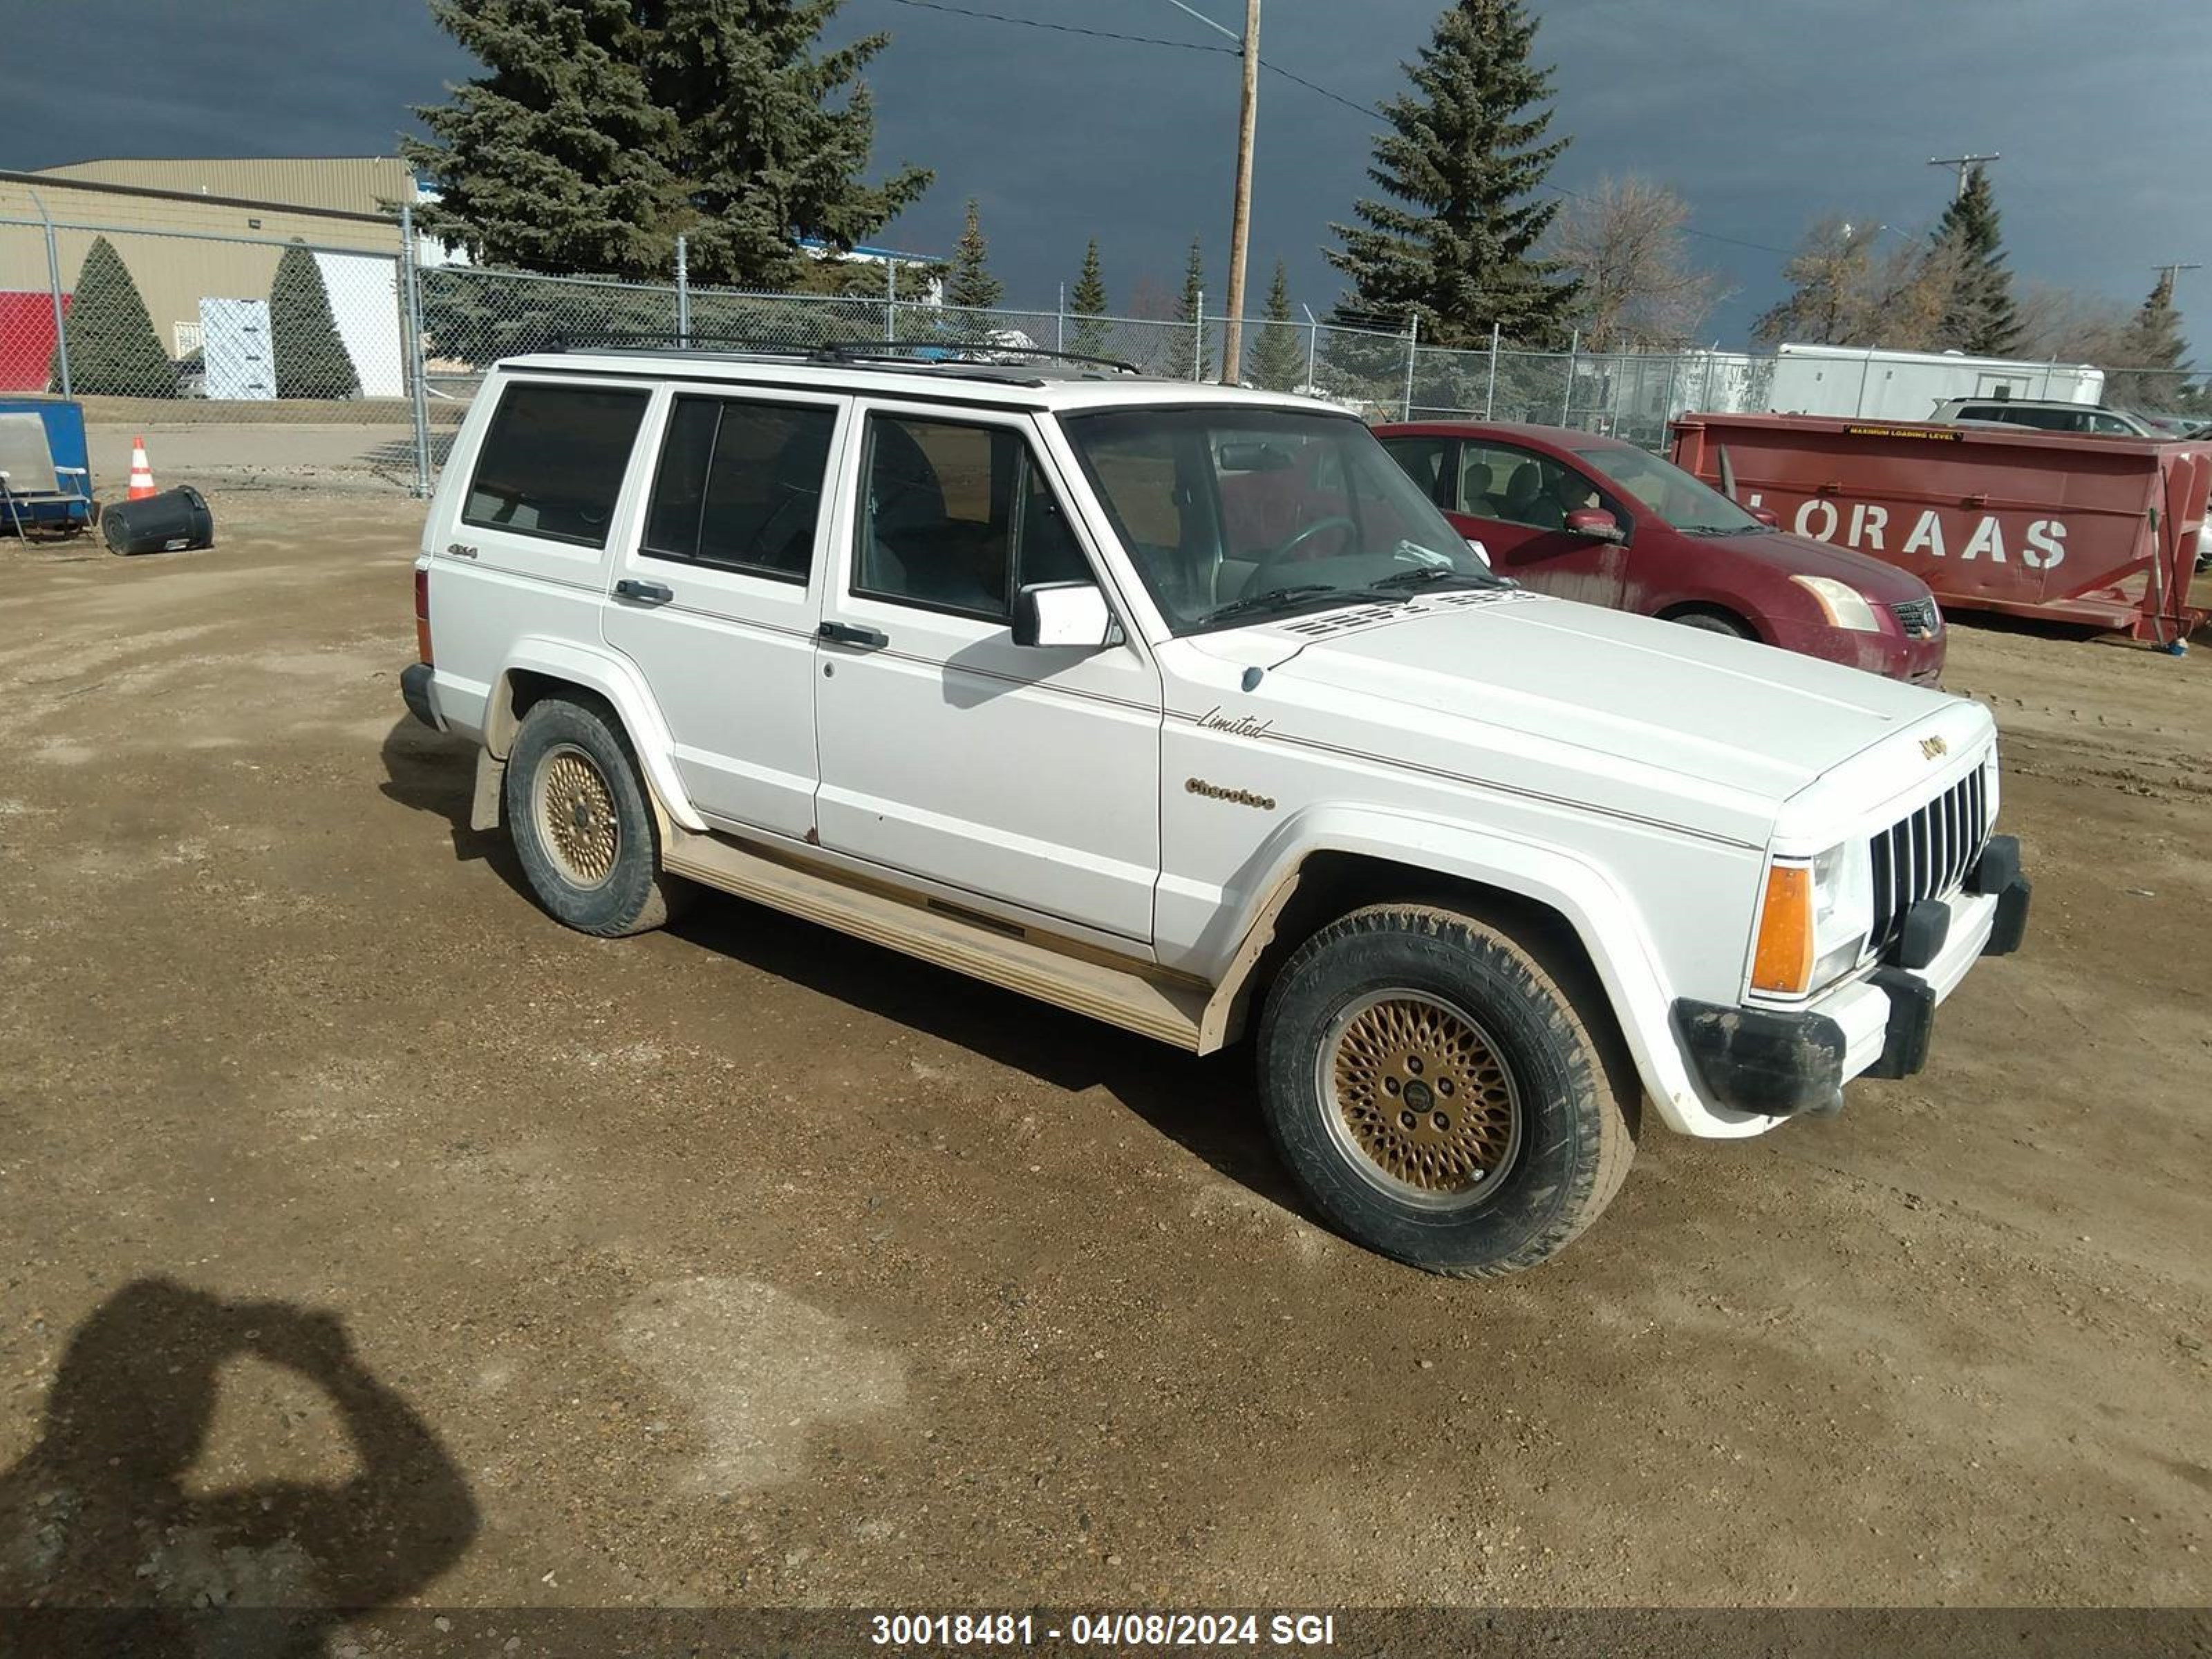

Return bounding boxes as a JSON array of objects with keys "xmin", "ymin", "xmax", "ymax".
[{"xmin": 1183, "ymin": 592, "xmax": 1984, "ymax": 846}]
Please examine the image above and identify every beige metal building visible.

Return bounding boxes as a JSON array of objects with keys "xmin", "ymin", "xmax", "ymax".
[{"xmin": 0, "ymin": 158, "xmax": 410, "ymax": 360}]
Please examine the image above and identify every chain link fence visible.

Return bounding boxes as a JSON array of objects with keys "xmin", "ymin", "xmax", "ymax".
[{"xmin": 5, "ymin": 199, "xmax": 2209, "ymax": 501}]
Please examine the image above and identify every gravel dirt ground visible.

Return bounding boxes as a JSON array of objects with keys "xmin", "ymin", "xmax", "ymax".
[{"xmin": 1, "ymin": 496, "xmax": 2208, "ymax": 1630}]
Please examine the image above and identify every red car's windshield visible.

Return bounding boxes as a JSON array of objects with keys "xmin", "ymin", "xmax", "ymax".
[{"xmin": 1569, "ymin": 443, "xmax": 1764, "ymax": 537}]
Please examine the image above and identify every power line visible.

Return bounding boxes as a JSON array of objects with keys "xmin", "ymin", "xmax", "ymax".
[
  {"xmin": 883, "ymin": 0, "xmax": 1798, "ymax": 259},
  {"xmin": 879, "ymin": 0, "xmax": 1233, "ymax": 55}
]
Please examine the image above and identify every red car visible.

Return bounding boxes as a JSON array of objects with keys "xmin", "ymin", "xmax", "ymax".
[{"xmin": 1373, "ymin": 421, "xmax": 1947, "ymax": 684}]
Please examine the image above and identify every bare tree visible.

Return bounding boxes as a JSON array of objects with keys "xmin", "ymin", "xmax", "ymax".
[
  {"xmin": 1546, "ymin": 177, "xmax": 1725, "ymax": 349},
  {"xmin": 1753, "ymin": 216, "xmax": 1957, "ymax": 350},
  {"xmin": 2011, "ymin": 282, "xmax": 2135, "ymax": 364}
]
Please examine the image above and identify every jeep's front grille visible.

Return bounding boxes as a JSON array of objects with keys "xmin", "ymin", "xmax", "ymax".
[
  {"xmin": 1868, "ymin": 765, "xmax": 1989, "ymax": 955},
  {"xmin": 1889, "ymin": 597, "xmax": 1940, "ymax": 637}
]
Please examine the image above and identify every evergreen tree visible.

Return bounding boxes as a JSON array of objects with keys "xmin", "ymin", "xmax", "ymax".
[
  {"xmin": 1168, "ymin": 236, "xmax": 1209, "ymax": 379},
  {"xmin": 1324, "ymin": 0, "xmax": 1576, "ymax": 346},
  {"xmin": 2105, "ymin": 272, "xmax": 2192, "ymax": 411},
  {"xmin": 269, "ymin": 246, "xmax": 361, "ymax": 400},
  {"xmin": 945, "ymin": 198, "xmax": 1002, "ymax": 311},
  {"xmin": 404, "ymin": 0, "xmax": 673, "ymax": 276},
  {"xmin": 1069, "ymin": 238, "xmax": 1110, "ymax": 358},
  {"xmin": 54, "ymin": 236, "xmax": 173, "ymax": 398},
  {"xmin": 648, "ymin": 0, "xmax": 932, "ymax": 289},
  {"xmin": 406, "ymin": 0, "xmax": 932, "ymax": 288},
  {"xmin": 1251, "ymin": 258, "xmax": 1304, "ymax": 391},
  {"xmin": 1928, "ymin": 166, "xmax": 2021, "ymax": 355}
]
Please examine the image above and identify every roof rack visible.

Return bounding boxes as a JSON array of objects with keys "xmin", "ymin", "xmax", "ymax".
[{"xmin": 543, "ymin": 332, "xmax": 1141, "ymax": 377}]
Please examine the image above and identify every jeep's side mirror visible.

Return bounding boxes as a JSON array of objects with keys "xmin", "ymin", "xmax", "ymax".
[
  {"xmin": 1564, "ymin": 507, "xmax": 1626, "ymax": 544},
  {"xmin": 1013, "ymin": 581, "xmax": 1118, "ymax": 649},
  {"xmin": 1750, "ymin": 506, "xmax": 1780, "ymax": 529}
]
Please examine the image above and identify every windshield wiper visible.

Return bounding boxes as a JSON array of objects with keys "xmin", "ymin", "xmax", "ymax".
[
  {"xmin": 1197, "ymin": 584, "xmax": 1353, "ymax": 629},
  {"xmin": 1364, "ymin": 565, "xmax": 1494, "ymax": 592},
  {"xmin": 1683, "ymin": 524, "xmax": 1765, "ymax": 537}
]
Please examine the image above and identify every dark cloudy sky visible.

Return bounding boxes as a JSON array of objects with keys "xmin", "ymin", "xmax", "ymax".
[{"xmin": 3, "ymin": 0, "xmax": 2206, "ymax": 344}]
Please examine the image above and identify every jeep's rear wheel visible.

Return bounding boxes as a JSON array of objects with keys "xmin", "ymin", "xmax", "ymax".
[
  {"xmin": 1257, "ymin": 905, "xmax": 1635, "ymax": 1276},
  {"xmin": 505, "ymin": 696, "xmax": 691, "ymax": 937}
]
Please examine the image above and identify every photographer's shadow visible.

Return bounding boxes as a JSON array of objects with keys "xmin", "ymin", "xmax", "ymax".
[{"xmin": 0, "ymin": 1277, "xmax": 477, "ymax": 1655}]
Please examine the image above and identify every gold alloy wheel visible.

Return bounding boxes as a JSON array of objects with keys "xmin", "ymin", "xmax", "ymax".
[
  {"xmin": 1318, "ymin": 989, "xmax": 1522, "ymax": 1208},
  {"xmin": 532, "ymin": 742, "xmax": 621, "ymax": 890}
]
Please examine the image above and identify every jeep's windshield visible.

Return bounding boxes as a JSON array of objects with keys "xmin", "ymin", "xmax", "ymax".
[
  {"xmin": 1059, "ymin": 407, "xmax": 1500, "ymax": 635},
  {"xmin": 1567, "ymin": 442, "xmax": 1763, "ymax": 536}
]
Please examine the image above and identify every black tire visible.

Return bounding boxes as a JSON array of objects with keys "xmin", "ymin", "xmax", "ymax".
[
  {"xmin": 1671, "ymin": 608, "xmax": 1754, "ymax": 639},
  {"xmin": 504, "ymin": 695, "xmax": 693, "ymax": 937},
  {"xmin": 1256, "ymin": 905, "xmax": 1636, "ymax": 1277}
]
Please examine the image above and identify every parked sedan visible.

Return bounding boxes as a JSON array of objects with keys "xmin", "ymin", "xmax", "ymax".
[{"xmin": 1374, "ymin": 421, "xmax": 1947, "ymax": 685}]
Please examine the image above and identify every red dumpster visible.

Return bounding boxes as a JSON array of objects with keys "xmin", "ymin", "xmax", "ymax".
[{"xmin": 1668, "ymin": 413, "xmax": 2209, "ymax": 645}]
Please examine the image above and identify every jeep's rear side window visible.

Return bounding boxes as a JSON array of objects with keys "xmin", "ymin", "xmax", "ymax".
[
  {"xmin": 464, "ymin": 382, "xmax": 646, "ymax": 547},
  {"xmin": 643, "ymin": 396, "xmax": 836, "ymax": 581}
]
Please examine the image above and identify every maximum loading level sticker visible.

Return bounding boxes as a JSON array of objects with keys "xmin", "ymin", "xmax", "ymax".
[{"xmin": 1844, "ymin": 424, "xmax": 1962, "ymax": 440}]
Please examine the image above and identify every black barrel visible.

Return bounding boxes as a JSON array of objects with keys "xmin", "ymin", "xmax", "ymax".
[{"xmin": 102, "ymin": 485, "xmax": 214, "ymax": 556}]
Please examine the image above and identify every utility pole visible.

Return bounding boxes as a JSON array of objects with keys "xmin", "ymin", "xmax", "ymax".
[
  {"xmin": 2152, "ymin": 262, "xmax": 2203, "ymax": 292},
  {"xmin": 1220, "ymin": 0, "xmax": 1261, "ymax": 385},
  {"xmin": 1927, "ymin": 151, "xmax": 2000, "ymax": 200},
  {"xmin": 1163, "ymin": 0, "xmax": 1261, "ymax": 386}
]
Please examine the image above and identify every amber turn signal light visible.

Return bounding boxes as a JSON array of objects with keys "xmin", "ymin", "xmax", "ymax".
[
  {"xmin": 413, "ymin": 566, "xmax": 433, "ymax": 666},
  {"xmin": 1750, "ymin": 863, "xmax": 1815, "ymax": 995}
]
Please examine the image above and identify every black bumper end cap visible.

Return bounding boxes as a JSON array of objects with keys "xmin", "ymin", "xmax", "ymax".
[
  {"xmin": 1673, "ymin": 999, "xmax": 1846, "ymax": 1118},
  {"xmin": 1983, "ymin": 875, "xmax": 2031, "ymax": 957},
  {"xmin": 1897, "ymin": 899, "xmax": 1951, "ymax": 970},
  {"xmin": 1864, "ymin": 967, "xmax": 1936, "ymax": 1080},
  {"xmin": 1969, "ymin": 834, "xmax": 2021, "ymax": 896},
  {"xmin": 400, "ymin": 661, "xmax": 440, "ymax": 730}
]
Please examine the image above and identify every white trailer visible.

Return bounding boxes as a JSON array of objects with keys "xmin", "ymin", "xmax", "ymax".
[{"xmin": 1768, "ymin": 343, "xmax": 2105, "ymax": 421}]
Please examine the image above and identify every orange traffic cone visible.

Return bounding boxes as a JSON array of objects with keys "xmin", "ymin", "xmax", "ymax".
[{"xmin": 126, "ymin": 435, "xmax": 156, "ymax": 500}]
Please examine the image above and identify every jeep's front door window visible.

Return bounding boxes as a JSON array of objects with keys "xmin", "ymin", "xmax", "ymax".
[
  {"xmin": 1062, "ymin": 408, "xmax": 1496, "ymax": 635},
  {"xmin": 855, "ymin": 414, "xmax": 1090, "ymax": 619}
]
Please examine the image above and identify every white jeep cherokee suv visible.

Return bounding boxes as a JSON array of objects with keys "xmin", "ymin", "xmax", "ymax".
[{"xmin": 400, "ymin": 344, "xmax": 2031, "ymax": 1277}]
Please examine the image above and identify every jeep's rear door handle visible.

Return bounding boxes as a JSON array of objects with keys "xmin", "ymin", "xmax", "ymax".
[
  {"xmin": 613, "ymin": 579, "xmax": 674, "ymax": 604},
  {"xmin": 817, "ymin": 621, "xmax": 889, "ymax": 649}
]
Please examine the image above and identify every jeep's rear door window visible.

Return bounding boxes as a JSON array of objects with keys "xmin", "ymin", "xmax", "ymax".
[
  {"xmin": 643, "ymin": 396, "xmax": 836, "ymax": 581},
  {"xmin": 854, "ymin": 414, "xmax": 1084, "ymax": 620},
  {"xmin": 463, "ymin": 382, "xmax": 647, "ymax": 547}
]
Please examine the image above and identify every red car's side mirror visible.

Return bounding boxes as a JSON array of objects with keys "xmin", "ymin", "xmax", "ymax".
[
  {"xmin": 1564, "ymin": 506, "xmax": 1626, "ymax": 543},
  {"xmin": 1750, "ymin": 506, "xmax": 1780, "ymax": 529}
]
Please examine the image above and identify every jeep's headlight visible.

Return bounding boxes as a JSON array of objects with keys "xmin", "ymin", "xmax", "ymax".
[
  {"xmin": 1790, "ymin": 574, "xmax": 1884, "ymax": 632},
  {"xmin": 1752, "ymin": 842, "xmax": 1873, "ymax": 997}
]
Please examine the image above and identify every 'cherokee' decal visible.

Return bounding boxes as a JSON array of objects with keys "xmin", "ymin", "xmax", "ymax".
[{"xmin": 1185, "ymin": 778, "xmax": 1277, "ymax": 811}]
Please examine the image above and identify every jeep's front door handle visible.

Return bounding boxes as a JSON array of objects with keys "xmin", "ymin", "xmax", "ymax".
[
  {"xmin": 817, "ymin": 621, "xmax": 889, "ymax": 650},
  {"xmin": 613, "ymin": 579, "xmax": 674, "ymax": 604}
]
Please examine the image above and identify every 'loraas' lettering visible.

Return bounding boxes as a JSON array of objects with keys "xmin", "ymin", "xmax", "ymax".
[{"xmin": 1785, "ymin": 498, "xmax": 2068, "ymax": 571}]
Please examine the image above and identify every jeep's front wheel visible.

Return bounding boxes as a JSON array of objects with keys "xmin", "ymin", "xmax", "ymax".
[
  {"xmin": 505, "ymin": 696, "xmax": 691, "ymax": 937},
  {"xmin": 1256, "ymin": 905, "xmax": 1636, "ymax": 1276}
]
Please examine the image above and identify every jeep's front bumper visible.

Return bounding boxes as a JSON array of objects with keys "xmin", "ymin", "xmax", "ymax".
[{"xmin": 1673, "ymin": 856, "xmax": 2031, "ymax": 1119}]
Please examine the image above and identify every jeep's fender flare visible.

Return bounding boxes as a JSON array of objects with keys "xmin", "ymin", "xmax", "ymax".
[
  {"xmin": 489, "ymin": 638, "xmax": 707, "ymax": 833},
  {"xmin": 1201, "ymin": 804, "xmax": 1749, "ymax": 1137}
]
